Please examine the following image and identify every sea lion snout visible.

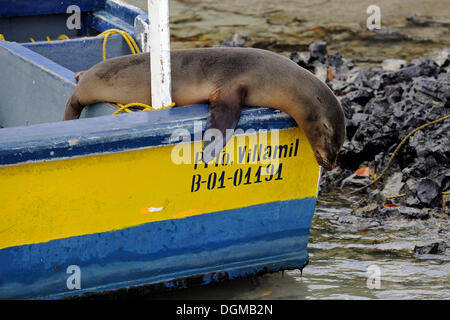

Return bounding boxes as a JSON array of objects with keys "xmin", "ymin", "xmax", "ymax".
[
  {"xmin": 310, "ymin": 120, "xmax": 343, "ymax": 171},
  {"xmin": 308, "ymin": 93, "xmax": 346, "ymax": 171},
  {"xmin": 314, "ymin": 149, "xmax": 336, "ymax": 171}
]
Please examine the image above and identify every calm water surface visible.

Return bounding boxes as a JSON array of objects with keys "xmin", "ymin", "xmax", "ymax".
[{"xmin": 139, "ymin": 205, "xmax": 449, "ymax": 300}]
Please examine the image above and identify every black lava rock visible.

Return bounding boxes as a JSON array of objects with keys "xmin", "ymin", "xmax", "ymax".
[
  {"xmin": 377, "ymin": 206, "xmax": 429, "ymax": 219},
  {"xmin": 221, "ymin": 33, "xmax": 250, "ymax": 47},
  {"xmin": 289, "ymin": 43, "xmax": 450, "ymax": 213},
  {"xmin": 340, "ymin": 173, "xmax": 370, "ymax": 189},
  {"xmin": 308, "ymin": 42, "xmax": 328, "ymax": 64},
  {"xmin": 414, "ymin": 241, "xmax": 447, "ymax": 255},
  {"xmin": 397, "ymin": 206, "xmax": 429, "ymax": 219},
  {"xmin": 416, "ymin": 178, "xmax": 442, "ymax": 208},
  {"xmin": 381, "ymin": 59, "xmax": 439, "ymax": 86}
]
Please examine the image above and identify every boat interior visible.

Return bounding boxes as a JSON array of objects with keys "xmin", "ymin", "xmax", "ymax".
[{"xmin": 0, "ymin": 0, "xmax": 150, "ymax": 128}]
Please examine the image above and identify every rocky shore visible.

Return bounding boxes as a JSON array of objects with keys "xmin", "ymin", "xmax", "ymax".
[
  {"xmin": 223, "ymin": 36, "xmax": 449, "ymax": 221},
  {"xmin": 288, "ymin": 42, "xmax": 449, "ymax": 220}
]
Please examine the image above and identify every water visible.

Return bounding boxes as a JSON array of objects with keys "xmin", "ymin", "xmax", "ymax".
[
  {"xmin": 301, "ymin": 206, "xmax": 449, "ymax": 299},
  {"xmin": 137, "ymin": 205, "xmax": 448, "ymax": 300}
]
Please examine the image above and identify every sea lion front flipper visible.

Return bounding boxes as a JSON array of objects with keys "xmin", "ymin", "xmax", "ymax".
[{"xmin": 203, "ymin": 85, "xmax": 247, "ymax": 163}]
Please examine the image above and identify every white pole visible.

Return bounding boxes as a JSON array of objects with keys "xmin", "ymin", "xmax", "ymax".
[{"xmin": 148, "ymin": 0, "xmax": 172, "ymax": 109}]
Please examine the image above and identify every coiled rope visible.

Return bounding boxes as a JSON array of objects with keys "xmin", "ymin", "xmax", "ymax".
[
  {"xmin": 97, "ymin": 29, "xmax": 175, "ymax": 113},
  {"xmin": 97, "ymin": 28, "xmax": 141, "ymax": 61}
]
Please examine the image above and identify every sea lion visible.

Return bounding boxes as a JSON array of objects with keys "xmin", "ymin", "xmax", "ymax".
[{"xmin": 64, "ymin": 47, "xmax": 345, "ymax": 170}]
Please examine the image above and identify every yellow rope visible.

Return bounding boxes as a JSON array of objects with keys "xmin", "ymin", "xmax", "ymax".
[
  {"xmin": 0, "ymin": 34, "xmax": 70, "ymax": 42},
  {"xmin": 385, "ymin": 193, "xmax": 406, "ymax": 200},
  {"xmin": 348, "ymin": 114, "xmax": 450, "ymax": 195},
  {"xmin": 113, "ymin": 102, "xmax": 176, "ymax": 115},
  {"xmin": 98, "ymin": 29, "xmax": 141, "ymax": 61},
  {"xmin": 57, "ymin": 34, "xmax": 70, "ymax": 40},
  {"xmin": 97, "ymin": 29, "xmax": 175, "ymax": 114}
]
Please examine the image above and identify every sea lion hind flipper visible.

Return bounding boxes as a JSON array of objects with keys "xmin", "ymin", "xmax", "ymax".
[
  {"xmin": 75, "ymin": 71, "xmax": 86, "ymax": 82},
  {"xmin": 202, "ymin": 86, "xmax": 247, "ymax": 163},
  {"xmin": 63, "ymin": 94, "xmax": 85, "ymax": 120}
]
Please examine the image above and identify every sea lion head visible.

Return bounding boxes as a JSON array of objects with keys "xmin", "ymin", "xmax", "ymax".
[{"xmin": 299, "ymin": 86, "xmax": 346, "ymax": 171}]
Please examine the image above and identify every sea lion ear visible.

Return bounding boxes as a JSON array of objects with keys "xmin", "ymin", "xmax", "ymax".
[{"xmin": 202, "ymin": 86, "xmax": 246, "ymax": 163}]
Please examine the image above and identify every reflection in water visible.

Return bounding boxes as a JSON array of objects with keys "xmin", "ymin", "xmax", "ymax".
[{"xmin": 138, "ymin": 206, "xmax": 448, "ymax": 300}]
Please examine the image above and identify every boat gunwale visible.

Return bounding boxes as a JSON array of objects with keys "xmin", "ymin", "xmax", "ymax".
[{"xmin": 0, "ymin": 105, "xmax": 298, "ymax": 167}]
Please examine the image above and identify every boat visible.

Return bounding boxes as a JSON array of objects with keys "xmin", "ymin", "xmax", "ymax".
[{"xmin": 0, "ymin": 0, "xmax": 320, "ymax": 299}]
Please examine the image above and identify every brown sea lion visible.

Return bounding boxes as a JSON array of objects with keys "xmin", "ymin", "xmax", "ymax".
[{"xmin": 64, "ymin": 47, "xmax": 345, "ymax": 170}]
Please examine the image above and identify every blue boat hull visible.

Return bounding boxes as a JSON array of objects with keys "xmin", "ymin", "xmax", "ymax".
[{"xmin": 0, "ymin": 198, "xmax": 315, "ymax": 299}]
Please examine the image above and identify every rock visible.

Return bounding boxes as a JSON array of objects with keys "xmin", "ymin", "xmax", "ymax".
[
  {"xmin": 338, "ymin": 97, "xmax": 354, "ymax": 119},
  {"xmin": 330, "ymin": 79, "xmax": 351, "ymax": 93},
  {"xmin": 287, "ymin": 44, "xmax": 449, "ymax": 213},
  {"xmin": 436, "ymin": 173, "xmax": 450, "ymax": 191},
  {"xmin": 340, "ymin": 173, "xmax": 370, "ymax": 189},
  {"xmin": 377, "ymin": 206, "xmax": 429, "ymax": 219},
  {"xmin": 405, "ymin": 196, "xmax": 421, "ymax": 207},
  {"xmin": 308, "ymin": 42, "xmax": 327, "ymax": 63},
  {"xmin": 221, "ymin": 33, "xmax": 250, "ymax": 47},
  {"xmin": 432, "ymin": 48, "xmax": 449, "ymax": 67},
  {"xmin": 349, "ymin": 67, "xmax": 383, "ymax": 89},
  {"xmin": 384, "ymin": 84, "xmax": 404, "ymax": 104},
  {"xmin": 313, "ymin": 62, "xmax": 329, "ymax": 83},
  {"xmin": 381, "ymin": 172, "xmax": 404, "ymax": 198},
  {"xmin": 378, "ymin": 206, "xmax": 400, "ymax": 218},
  {"xmin": 351, "ymin": 112, "xmax": 369, "ymax": 127},
  {"xmin": 345, "ymin": 89, "xmax": 373, "ymax": 105},
  {"xmin": 414, "ymin": 241, "xmax": 447, "ymax": 255},
  {"xmin": 354, "ymin": 203, "xmax": 378, "ymax": 217},
  {"xmin": 381, "ymin": 59, "xmax": 438, "ymax": 86},
  {"xmin": 289, "ymin": 51, "xmax": 314, "ymax": 72},
  {"xmin": 381, "ymin": 59, "xmax": 407, "ymax": 71},
  {"xmin": 406, "ymin": 77, "xmax": 450, "ymax": 105},
  {"xmin": 372, "ymin": 27, "xmax": 405, "ymax": 40},
  {"xmin": 397, "ymin": 206, "xmax": 429, "ymax": 219},
  {"xmin": 319, "ymin": 167, "xmax": 351, "ymax": 192},
  {"xmin": 437, "ymin": 71, "xmax": 450, "ymax": 82},
  {"xmin": 406, "ymin": 13, "xmax": 432, "ymax": 26},
  {"xmin": 327, "ymin": 52, "xmax": 344, "ymax": 69},
  {"xmin": 416, "ymin": 178, "xmax": 442, "ymax": 208}
]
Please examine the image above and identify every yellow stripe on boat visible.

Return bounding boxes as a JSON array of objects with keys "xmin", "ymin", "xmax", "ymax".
[{"xmin": 0, "ymin": 128, "xmax": 318, "ymax": 250}]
